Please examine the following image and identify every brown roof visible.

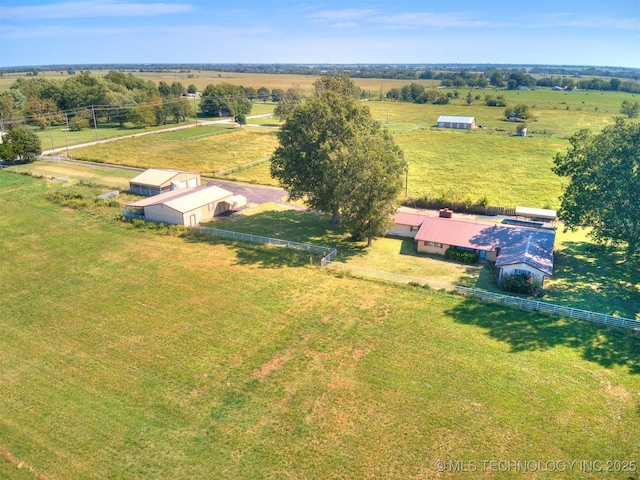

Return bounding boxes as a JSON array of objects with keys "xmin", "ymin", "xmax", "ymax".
[{"xmin": 414, "ymin": 216, "xmax": 503, "ymax": 251}]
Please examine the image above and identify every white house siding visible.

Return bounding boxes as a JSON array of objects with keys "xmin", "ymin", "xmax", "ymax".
[{"xmin": 499, "ymin": 262, "xmax": 547, "ymax": 284}]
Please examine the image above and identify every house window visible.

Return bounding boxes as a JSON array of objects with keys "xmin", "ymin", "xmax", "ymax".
[
  {"xmin": 514, "ymin": 269, "xmax": 531, "ymax": 277},
  {"xmin": 410, "ymin": 226, "xmax": 419, "ymax": 232},
  {"xmin": 425, "ymin": 241, "xmax": 443, "ymax": 248}
]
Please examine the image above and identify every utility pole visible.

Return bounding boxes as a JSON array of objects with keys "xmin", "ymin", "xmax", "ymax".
[
  {"xmin": 64, "ymin": 112, "xmax": 70, "ymax": 159},
  {"xmin": 48, "ymin": 121, "xmax": 55, "ymax": 157},
  {"xmin": 193, "ymin": 95, "xmax": 198, "ymax": 126},
  {"xmin": 91, "ymin": 106, "xmax": 98, "ymax": 141}
]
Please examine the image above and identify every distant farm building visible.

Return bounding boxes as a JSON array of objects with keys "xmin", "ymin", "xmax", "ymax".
[
  {"xmin": 125, "ymin": 184, "xmax": 246, "ymax": 226},
  {"xmin": 515, "ymin": 206, "xmax": 557, "ymax": 223},
  {"xmin": 437, "ymin": 116, "xmax": 476, "ymax": 130},
  {"xmin": 391, "ymin": 210, "xmax": 555, "ymax": 285},
  {"xmin": 129, "ymin": 169, "xmax": 201, "ymax": 196}
]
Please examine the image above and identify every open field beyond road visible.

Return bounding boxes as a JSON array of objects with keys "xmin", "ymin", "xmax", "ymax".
[
  {"xmin": 1, "ymin": 172, "xmax": 639, "ymax": 479},
  {"xmin": 44, "ymin": 84, "xmax": 637, "ymax": 207}
]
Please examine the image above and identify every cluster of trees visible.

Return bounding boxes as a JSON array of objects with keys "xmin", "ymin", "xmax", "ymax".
[
  {"xmin": 0, "ymin": 128, "xmax": 42, "ymax": 164},
  {"xmin": 0, "ymin": 71, "xmax": 196, "ymax": 131},
  {"xmin": 0, "ymin": 70, "xmax": 304, "ymax": 134},
  {"xmin": 620, "ymin": 100, "xmax": 640, "ymax": 118},
  {"xmin": 271, "ymin": 73, "xmax": 407, "ymax": 246},
  {"xmin": 385, "ymin": 83, "xmax": 450, "ymax": 104},
  {"xmin": 4, "ymin": 63, "xmax": 639, "ymax": 80}
]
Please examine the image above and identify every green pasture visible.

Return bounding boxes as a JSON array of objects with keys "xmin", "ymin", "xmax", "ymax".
[
  {"xmin": 71, "ymin": 126, "xmax": 279, "ymax": 177},
  {"xmin": 1, "ymin": 172, "xmax": 639, "ymax": 479},
  {"xmin": 4, "ymin": 161, "xmax": 134, "ymax": 189},
  {"xmin": 60, "ymin": 86, "xmax": 637, "ymax": 207},
  {"xmin": 33, "ymin": 101, "xmax": 277, "ymax": 153}
]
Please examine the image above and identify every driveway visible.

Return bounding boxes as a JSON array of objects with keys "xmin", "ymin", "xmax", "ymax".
[{"xmin": 37, "ymin": 113, "xmax": 303, "ymax": 210}]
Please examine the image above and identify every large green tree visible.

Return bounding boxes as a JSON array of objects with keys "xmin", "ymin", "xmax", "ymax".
[
  {"xmin": 271, "ymin": 75, "xmax": 406, "ymax": 243},
  {"xmin": 0, "ymin": 127, "xmax": 42, "ymax": 163},
  {"xmin": 553, "ymin": 118, "xmax": 640, "ymax": 262},
  {"xmin": 273, "ymin": 86, "xmax": 306, "ymax": 120},
  {"xmin": 620, "ymin": 100, "xmax": 639, "ymax": 118},
  {"xmin": 337, "ymin": 131, "xmax": 406, "ymax": 246},
  {"xmin": 200, "ymin": 83, "xmax": 251, "ymax": 118}
]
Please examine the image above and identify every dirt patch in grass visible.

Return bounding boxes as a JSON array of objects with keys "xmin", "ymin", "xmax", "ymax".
[
  {"xmin": 1, "ymin": 450, "xmax": 48, "ymax": 480},
  {"xmin": 253, "ymin": 350, "xmax": 293, "ymax": 379}
]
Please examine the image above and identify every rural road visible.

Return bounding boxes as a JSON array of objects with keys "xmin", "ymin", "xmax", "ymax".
[
  {"xmin": 40, "ymin": 114, "xmax": 274, "ymax": 156},
  {"xmin": 37, "ymin": 114, "xmax": 303, "ymax": 210}
]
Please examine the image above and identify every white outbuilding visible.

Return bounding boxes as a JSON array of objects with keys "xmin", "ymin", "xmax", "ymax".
[
  {"xmin": 126, "ymin": 183, "xmax": 246, "ymax": 226},
  {"xmin": 436, "ymin": 116, "xmax": 476, "ymax": 130},
  {"xmin": 129, "ymin": 168, "xmax": 201, "ymax": 196}
]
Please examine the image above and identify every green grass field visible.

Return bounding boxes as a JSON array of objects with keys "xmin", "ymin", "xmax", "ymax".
[
  {"xmin": 53, "ymin": 83, "xmax": 638, "ymax": 207},
  {"xmin": 71, "ymin": 126, "xmax": 279, "ymax": 177},
  {"xmin": 1, "ymin": 171, "xmax": 639, "ymax": 479}
]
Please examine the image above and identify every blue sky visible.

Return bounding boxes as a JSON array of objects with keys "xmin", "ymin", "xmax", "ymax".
[{"xmin": 1, "ymin": 0, "xmax": 638, "ymax": 68}]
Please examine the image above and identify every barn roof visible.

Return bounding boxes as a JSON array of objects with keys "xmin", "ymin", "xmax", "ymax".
[
  {"xmin": 129, "ymin": 168, "xmax": 198, "ymax": 187},
  {"xmin": 127, "ymin": 184, "xmax": 233, "ymax": 213},
  {"xmin": 437, "ymin": 115, "xmax": 476, "ymax": 124}
]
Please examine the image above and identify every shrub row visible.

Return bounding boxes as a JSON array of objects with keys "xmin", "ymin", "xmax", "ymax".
[
  {"xmin": 445, "ymin": 248, "xmax": 479, "ymax": 264},
  {"xmin": 500, "ymin": 272, "xmax": 546, "ymax": 297},
  {"xmin": 402, "ymin": 196, "xmax": 516, "ymax": 216}
]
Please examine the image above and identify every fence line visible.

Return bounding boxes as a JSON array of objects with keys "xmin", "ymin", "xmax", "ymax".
[
  {"xmin": 195, "ymin": 226, "xmax": 337, "ymax": 265},
  {"xmin": 325, "ymin": 261, "xmax": 640, "ymax": 332},
  {"xmin": 122, "ymin": 219, "xmax": 640, "ymax": 332},
  {"xmin": 214, "ymin": 157, "xmax": 271, "ymax": 177}
]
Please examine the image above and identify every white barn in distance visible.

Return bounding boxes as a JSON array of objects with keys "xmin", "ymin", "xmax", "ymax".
[{"xmin": 437, "ymin": 115, "xmax": 476, "ymax": 130}]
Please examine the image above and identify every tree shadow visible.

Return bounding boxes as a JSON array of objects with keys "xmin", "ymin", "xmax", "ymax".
[
  {"xmin": 398, "ymin": 237, "xmax": 495, "ymax": 289},
  {"xmin": 445, "ymin": 296, "xmax": 640, "ymax": 374},
  {"xmin": 549, "ymin": 241, "xmax": 640, "ymax": 319},
  {"xmin": 183, "ymin": 210, "xmax": 367, "ymax": 268}
]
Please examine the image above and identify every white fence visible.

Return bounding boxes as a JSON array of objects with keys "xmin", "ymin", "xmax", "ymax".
[
  {"xmin": 325, "ymin": 261, "xmax": 640, "ymax": 332},
  {"xmin": 196, "ymin": 226, "xmax": 337, "ymax": 265},
  {"xmin": 453, "ymin": 286, "xmax": 640, "ymax": 330},
  {"xmin": 121, "ymin": 218, "xmax": 640, "ymax": 332}
]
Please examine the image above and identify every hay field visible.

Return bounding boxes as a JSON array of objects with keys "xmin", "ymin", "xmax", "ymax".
[{"xmin": 1, "ymin": 171, "xmax": 639, "ymax": 479}]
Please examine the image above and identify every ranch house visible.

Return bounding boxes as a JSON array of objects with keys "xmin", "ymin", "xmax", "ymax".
[
  {"xmin": 125, "ymin": 183, "xmax": 246, "ymax": 226},
  {"xmin": 129, "ymin": 168, "xmax": 201, "ymax": 196},
  {"xmin": 391, "ymin": 210, "xmax": 555, "ymax": 285},
  {"xmin": 437, "ymin": 115, "xmax": 476, "ymax": 130}
]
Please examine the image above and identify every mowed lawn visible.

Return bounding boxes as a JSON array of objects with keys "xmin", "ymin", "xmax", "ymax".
[{"xmin": 1, "ymin": 171, "xmax": 639, "ymax": 479}]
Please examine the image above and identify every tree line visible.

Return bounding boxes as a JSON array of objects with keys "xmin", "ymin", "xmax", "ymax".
[{"xmin": 0, "ymin": 71, "xmax": 294, "ymax": 132}]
